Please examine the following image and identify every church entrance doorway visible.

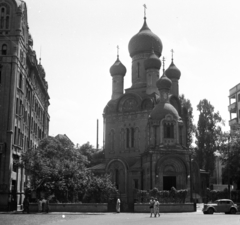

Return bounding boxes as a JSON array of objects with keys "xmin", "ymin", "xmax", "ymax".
[{"xmin": 163, "ymin": 176, "xmax": 176, "ymax": 190}]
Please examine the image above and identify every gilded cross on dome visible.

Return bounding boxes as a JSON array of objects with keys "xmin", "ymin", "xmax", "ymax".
[
  {"xmin": 143, "ymin": 4, "xmax": 147, "ymax": 18},
  {"xmin": 171, "ymin": 49, "xmax": 174, "ymax": 63},
  {"xmin": 117, "ymin": 45, "xmax": 119, "ymax": 59},
  {"xmin": 162, "ymin": 56, "xmax": 165, "ymax": 73}
]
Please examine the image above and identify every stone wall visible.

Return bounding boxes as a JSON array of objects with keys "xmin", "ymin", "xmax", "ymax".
[{"xmin": 29, "ymin": 203, "xmax": 108, "ymax": 212}]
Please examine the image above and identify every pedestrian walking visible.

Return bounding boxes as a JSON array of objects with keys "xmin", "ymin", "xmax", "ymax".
[
  {"xmin": 37, "ymin": 198, "xmax": 42, "ymax": 212},
  {"xmin": 149, "ymin": 197, "xmax": 155, "ymax": 217},
  {"xmin": 22, "ymin": 197, "xmax": 29, "ymax": 214},
  {"xmin": 45, "ymin": 198, "xmax": 49, "ymax": 213},
  {"xmin": 116, "ymin": 198, "xmax": 121, "ymax": 213},
  {"xmin": 154, "ymin": 198, "xmax": 160, "ymax": 217}
]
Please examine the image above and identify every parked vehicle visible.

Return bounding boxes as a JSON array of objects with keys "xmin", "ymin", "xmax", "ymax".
[{"xmin": 202, "ymin": 199, "xmax": 238, "ymax": 214}]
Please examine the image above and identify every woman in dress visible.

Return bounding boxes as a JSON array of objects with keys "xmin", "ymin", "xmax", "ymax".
[
  {"xmin": 154, "ymin": 198, "xmax": 160, "ymax": 217},
  {"xmin": 116, "ymin": 198, "xmax": 121, "ymax": 213}
]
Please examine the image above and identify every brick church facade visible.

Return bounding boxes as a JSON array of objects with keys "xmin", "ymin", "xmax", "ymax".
[{"xmin": 92, "ymin": 14, "xmax": 209, "ymax": 205}]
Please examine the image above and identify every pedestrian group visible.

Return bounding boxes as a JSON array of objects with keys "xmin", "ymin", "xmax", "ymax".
[{"xmin": 149, "ymin": 197, "xmax": 160, "ymax": 217}]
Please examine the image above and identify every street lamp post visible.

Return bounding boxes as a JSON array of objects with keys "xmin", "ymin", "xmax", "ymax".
[
  {"xmin": 189, "ymin": 153, "xmax": 193, "ymax": 203},
  {"xmin": 228, "ymin": 136, "xmax": 231, "ymax": 199}
]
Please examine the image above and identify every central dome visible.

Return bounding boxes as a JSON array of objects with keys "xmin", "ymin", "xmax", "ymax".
[
  {"xmin": 150, "ymin": 102, "xmax": 179, "ymax": 121},
  {"xmin": 128, "ymin": 18, "xmax": 163, "ymax": 58}
]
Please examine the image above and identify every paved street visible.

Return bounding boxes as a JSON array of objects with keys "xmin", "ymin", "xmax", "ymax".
[{"xmin": 1, "ymin": 210, "xmax": 240, "ymax": 225}]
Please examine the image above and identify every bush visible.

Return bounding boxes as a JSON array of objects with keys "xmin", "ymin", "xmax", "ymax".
[{"xmin": 136, "ymin": 187, "xmax": 188, "ymax": 203}]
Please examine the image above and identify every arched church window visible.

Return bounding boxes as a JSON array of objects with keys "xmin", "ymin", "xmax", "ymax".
[
  {"xmin": 2, "ymin": 44, "xmax": 7, "ymax": 55},
  {"xmin": 0, "ymin": 3, "xmax": 10, "ymax": 30},
  {"xmin": 164, "ymin": 123, "xmax": 174, "ymax": 138},
  {"xmin": 120, "ymin": 128, "xmax": 125, "ymax": 149},
  {"xmin": 179, "ymin": 126, "xmax": 183, "ymax": 145},
  {"xmin": 115, "ymin": 169, "xmax": 119, "ymax": 189},
  {"xmin": 110, "ymin": 129, "xmax": 115, "ymax": 151},
  {"xmin": 123, "ymin": 98, "xmax": 138, "ymax": 112},
  {"xmin": 137, "ymin": 62, "xmax": 140, "ymax": 78},
  {"xmin": 131, "ymin": 127, "xmax": 134, "ymax": 147},
  {"xmin": 126, "ymin": 128, "xmax": 130, "ymax": 148},
  {"xmin": 126, "ymin": 127, "xmax": 135, "ymax": 148}
]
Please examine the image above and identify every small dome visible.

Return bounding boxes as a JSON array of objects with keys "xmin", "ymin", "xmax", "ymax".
[
  {"xmin": 156, "ymin": 74, "xmax": 172, "ymax": 91},
  {"xmin": 128, "ymin": 18, "xmax": 163, "ymax": 58},
  {"xmin": 110, "ymin": 57, "xmax": 126, "ymax": 76},
  {"xmin": 144, "ymin": 48, "xmax": 161, "ymax": 70},
  {"xmin": 150, "ymin": 102, "xmax": 179, "ymax": 121},
  {"xmin": 38, "ymin": 64, "xmax": 46, "ymax": 78},
  {"xmin": 28, "ymin": 34, "xmax": 33, "ymax": 47},
  {"xmin": 165, "ymin": 62, "xmax": 181, "ymax": 80}
]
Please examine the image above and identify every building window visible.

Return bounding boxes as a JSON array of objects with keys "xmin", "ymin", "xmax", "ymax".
[
  {"xmin": 179, "ymin": 126, "xmax": 183, "ymax": 145},
  {"xmin": 1, "ymin": 44, "xmax": 7, "ymax": 55},
  {"xmin": 126, "ymin": 127, "xmax": 135, "ymax": 148},
  {"xmin": 0, "ymin": 3, "xmax": 10, "ymax": 30},
  {"xmin": 12, "ymin": 155, "xmax": 19, "ymax": 172},
  {"xmin": 131, "ymin": 128, "xmax": 135, "ymax": 147},
  {"xmin": 19, "ymin": 73, "xmax": 23, "ymax": 89},
  {"xmin": 115, "ymin": 169, "xmax": 119, "ymax": 189},
  {"xmin": 110, "ymin": 129, "xmax": 115, "ymax": 151},
  {"xmin": 238, "ymin": 93, "xmax": 240, "ymax": 102},
  {"xmin": 134, "ymin": 179, "xmax": 138, "ymax": 189},
  {"xmin": 14, "ymin": 126, "xmax": 17, "ymax": 144},
  {"xmin": 164, "ymin": 123, "xmax": 174, "ymax": 138},
  {"xmin": 15, "ymin": 98, "xmax": 19, "ymax": 114}
]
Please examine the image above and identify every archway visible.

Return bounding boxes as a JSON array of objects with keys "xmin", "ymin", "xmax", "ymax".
[
  {"xmin": 155, "ymin": 156, "xmax": 188, "ymax": 190},
  {"xmin": 106, "ymin": 159, "xmax": 127, "ymax": 194}
]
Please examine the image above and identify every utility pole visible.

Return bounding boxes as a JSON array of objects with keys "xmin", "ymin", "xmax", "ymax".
[
  {"xmin": 228, "ymin": 135, "xmax": 231, "ymax": 199},
  {"xmin": 96, "ymin": 119, "xmax": 99, "ymax": 150}
]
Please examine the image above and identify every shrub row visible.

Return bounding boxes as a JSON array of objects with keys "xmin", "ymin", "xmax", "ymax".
[{"xmin": 134, "ymin": 187, "xmax": 188, "ymax": 203}]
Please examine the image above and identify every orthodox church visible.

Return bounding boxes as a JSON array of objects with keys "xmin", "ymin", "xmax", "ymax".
[{"xmin": 91, "ymin": 13, "xmax": 204, "ymax": 205}]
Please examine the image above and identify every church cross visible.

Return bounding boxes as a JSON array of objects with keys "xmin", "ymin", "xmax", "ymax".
[
  {"xmin": 117, "ymin": 45, "xmax": 119, "ymax": 59},
  {"xmin": 162, "ymin": 57, "xmax": 165, "ymax": 73},
  {"xmin": 171, "ymin": 49, "xmax": 174, "ymax": 62},
  {"xmin": 143, "ymin": 4, "xmax": 147, "ymax": 18}
]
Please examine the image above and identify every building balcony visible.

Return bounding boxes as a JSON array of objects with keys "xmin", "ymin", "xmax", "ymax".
[
  {"xmin": 229, "ymin": 117, "xmax": 238, "ymax": 127},
  {"xmin": 229, "ymin": 83, "xmax": 240, "ymax": 96},
  {"xmin": 228, "ymin": 102, "xmax": 237, "ymax": 113}
]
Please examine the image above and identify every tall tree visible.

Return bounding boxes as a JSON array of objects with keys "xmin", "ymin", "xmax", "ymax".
[
  {"xmin": 218, "ymin": 130, "xmax": 240, "ymax": 189},
  {"xmin": 77, "ymin": 142, "xmax": 105, "ymax": 167},
  {"xmin": 21, "ymin": 136, "xmax": 89, "ymax": 202},
  {"xmin": 195, "ymin": 99, "xmax": 222, "ymax": 175},
  {"xmin": 179, "ymin": 94, "xmax": 196, "ymax": 148}
]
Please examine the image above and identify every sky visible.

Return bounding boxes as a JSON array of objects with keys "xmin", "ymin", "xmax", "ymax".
[{"xmin": 24, "ymin": 0, "xmax": 240, "ymax": 147}]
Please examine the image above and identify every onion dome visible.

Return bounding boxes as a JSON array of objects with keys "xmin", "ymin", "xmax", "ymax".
[
  {"xmin": 165, "ymin": 62, "xmax": 181, "ymax": 80},
  {"xmin": 156, "ymin": 74, "xmax": 172, "ymax": 91},
  {"xmin": 144, "ymin": 48, "xmax": 161, "ymax": 70},
  {"xmin": 150, "ymin": 101, "xmax": 179, "ymax": 121},
  {"xmin": 110, "ymin": 57, "xmax": 126, "ymax": 76},
  {"xmin": 128, "ymin": 18, "xmax": 163, "ymax": 58}
]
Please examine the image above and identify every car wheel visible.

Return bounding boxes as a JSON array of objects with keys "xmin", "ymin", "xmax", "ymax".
[
  {"xmin": 207, "ymin": 208, "xmax": 214, "ymax": 214},
  {"xmin": 203, "ymin": 212, "xmax": 208, "ymax": 214},
  {"xmin": 230, "ymin": 208, "xmax": 237, "ymax": 214}
]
